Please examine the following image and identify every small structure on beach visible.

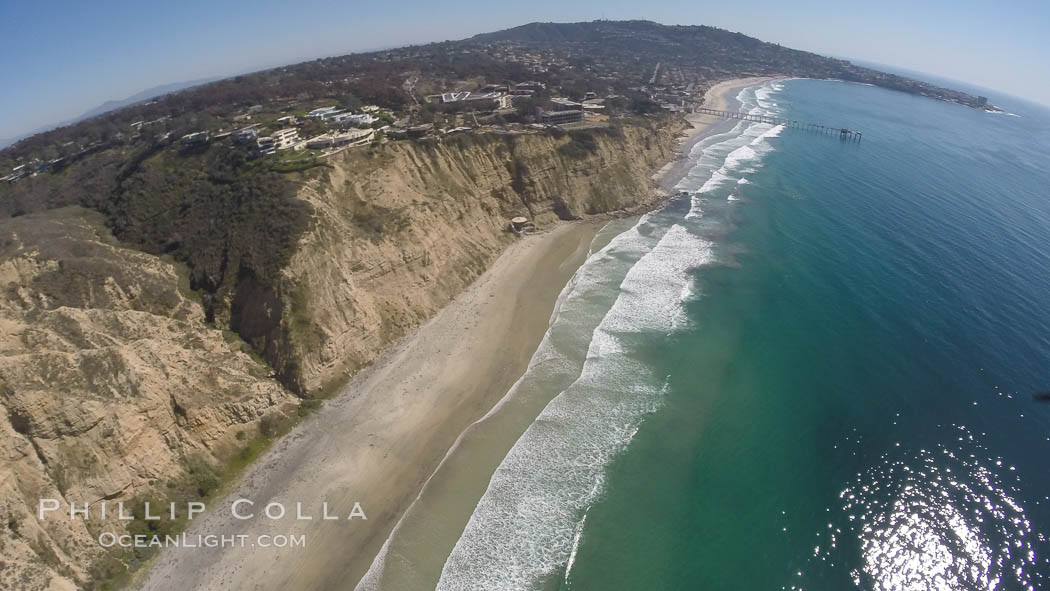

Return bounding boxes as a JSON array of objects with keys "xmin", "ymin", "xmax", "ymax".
[{"xmin": 509, "ymin": 216, "xmax": 536, "ymax": 234}]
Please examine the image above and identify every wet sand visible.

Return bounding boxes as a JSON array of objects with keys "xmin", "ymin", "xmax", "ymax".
[
  {"xmin": 136, "ymin": 222, "xmax": 599, "ymax": 591},
  {"xmin": 354, "ymin": 77, "xmax": 775, "ymax": 590},
  {"xmin": 137, "ymin": 76, "xmax": 771, "ymax": 591}
]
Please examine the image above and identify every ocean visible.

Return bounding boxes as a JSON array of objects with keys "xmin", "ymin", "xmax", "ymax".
[{"xmin": 365, "ymin": 78, "xmax": 1050, "ymax": 590}]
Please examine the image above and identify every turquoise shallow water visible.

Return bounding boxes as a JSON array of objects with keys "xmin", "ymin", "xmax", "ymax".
[{"xmin": 438, "ymin": 79, "xmax": 1050, "ymax": 590}]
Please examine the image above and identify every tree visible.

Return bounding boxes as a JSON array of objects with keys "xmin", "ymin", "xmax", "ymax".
[{"xmin": 340, "ymin": 94, "xmax": 363, "ymax": 111}]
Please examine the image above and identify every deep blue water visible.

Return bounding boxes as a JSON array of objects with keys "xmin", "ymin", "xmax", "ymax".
[
  {"xmin": 561, "ymin": 80, "xmax": 1050, "ymax": 590},
  {"xmin": 436, "ymin": 78, "xmax": 1050, "ymax": 590}
]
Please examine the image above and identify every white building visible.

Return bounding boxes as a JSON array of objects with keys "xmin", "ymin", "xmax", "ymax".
[
  {"xmin": 180, "ymin": 131, "xmax": 209, "ymax": 144},
  {"xmin": 256, "ymin": 128, "xmax": 300, "ymax": 153},
  {"xmin": 234, "ymin": 125, "xmax": 260, "ymax": 144},
  {"xmin": 272, "ymin": 128, "xmax": 299, "ymax": 150},
  {"xmin": 326, "ymin": 112, "xmax": 354, "ymax": 125},
  {"xmin": 256, "ymin": 136, "xmax": 276, "ymax": 155},
  {"xmin": 334, "ymin": 129, "xmax": 374, "ymax": 146},
  {"xmin": 307, "ymin": 106, "xmax": 339, "ymax": 119},
  {"xmin": 550, "ymin": 97, "xmax": 583, "ymax": 110},
  {"xmin": 305, "ymin": 134, "xmax": 334, "ymax": 150},
  {"xmin": 537, "ymin": 109, "xmax": 584, "ymax": 125},
  {"xmin": 515, "ymin": 81, "xmax": 546, "ymax": 90},
  {"xmin": 439, "ymin": 91, "xmax": 501, "ymax": 104},
  {"xmin": 343, "ymin": 113, "xmax": 377, "ymax": 127},
  {"xmin": 304, "ymin": 129, "xmax": 375, "ymax": 150},
  {"xmin": 320, "ymin": 109, "xmax": 348, "ymax": 122}
]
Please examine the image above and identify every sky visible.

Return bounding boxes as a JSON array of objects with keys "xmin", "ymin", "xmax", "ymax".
[{"xmin": 1, "ymin": 0, "xmax": 1047, "ymax": 141}]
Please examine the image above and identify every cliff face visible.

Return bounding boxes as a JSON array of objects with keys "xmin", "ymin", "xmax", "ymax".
[
  {"xmin": 0, "ymin": 118, "xmax": 683, "ymax": 588},
  {"xmin": 265, "ymin": 122, "xmax": 683, "ymax": 393},
  {"xmin": 0, "ymin": 208, "xmax": 298, "ymax": 590}
]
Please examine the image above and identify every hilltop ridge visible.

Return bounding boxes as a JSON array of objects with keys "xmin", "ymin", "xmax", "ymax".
[
  {"xmin": 467, "ymin": 20, "xmax": 994, "ymax": 110},
  {"xmin": 0, "ymin": 19, "xmax": 995, "ymax": 168}
]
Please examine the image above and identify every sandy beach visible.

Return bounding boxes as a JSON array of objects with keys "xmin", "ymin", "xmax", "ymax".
[
  {"xmin": 653, "ymin": 76, "xmax": 778, "ymax": 191},
  {"xmin": 137, "ymin": 222, "xmax": 598, "ymax": 591},
  {"xmin": 137, "ymin": 77, "xmax": 766, "ymax": 591}
]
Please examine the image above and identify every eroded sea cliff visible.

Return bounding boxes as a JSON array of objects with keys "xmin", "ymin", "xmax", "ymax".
[{"xmin": 0, "ymin": 119, "xmax": 683, "ymax": 589}]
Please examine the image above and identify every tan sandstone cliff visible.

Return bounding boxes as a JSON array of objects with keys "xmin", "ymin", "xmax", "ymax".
[
  {"xmin": 0, "ymin": 118, "xmax": 684, "ymax": 589},
  {"xmin": 268, "ymin": 122, "xmax": 684, "ymax": 394},
  {"xmin": 0, "ymin": 208, "xmax": 298, "ymax": 590}
]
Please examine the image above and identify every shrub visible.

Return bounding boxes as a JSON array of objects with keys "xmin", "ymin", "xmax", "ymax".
[
  {"xmin": 259, "ymin": 414, "xmax": 282, "ymax": 438},
  {"xmin": 557, "ymin": 130, "xmax": 599, "ymax": 159},
  {"xmin": 185, "ymin": 459, "xmax": 221, "ymax": 498},
  {"xmin": 297, "ymin": 398, "xmax": 323, "ymax": 417}
]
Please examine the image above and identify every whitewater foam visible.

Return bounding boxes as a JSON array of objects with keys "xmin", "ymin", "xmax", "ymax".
[
  {"xmin": 435, "ymin": 225, "xmax": 713, "ymax": 591},
  {"xmin": 677, "ymin": 79, "xmax": 785, "ymax": 221},
  {"xmin": 396, "ymin": 78, "xmax": 784, "ymax": 591},
  {"xmin": 683, "ymin": 121, "xmax": 783, "ymax": 219},
  {"xmin": 354, "ymin": 216, "xmax": 670, "ymax": 591}
]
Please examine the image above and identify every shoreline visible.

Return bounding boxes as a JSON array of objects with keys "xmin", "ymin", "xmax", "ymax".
[
  {"xmin": 652, "ymin": 76, "xmax": 779, "ymax": 192},
  {"xmin": 136, "ymin": 76, "xmax": 770, "ymax": 591},
  {"xmin": 137, "ymin": 221, "xmax": 599, "ymax": 591},
  {"xmin": 352, "ymin": 76, "xmax": 778, "ymax": 589}
]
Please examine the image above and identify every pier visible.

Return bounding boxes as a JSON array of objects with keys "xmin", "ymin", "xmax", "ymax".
[{"xmin": 694, "ymin": 107, "xmax": 862, "ymax": 141}]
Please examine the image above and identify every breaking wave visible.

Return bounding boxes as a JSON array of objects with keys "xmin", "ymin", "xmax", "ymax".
[
  {"xmin": 433, "ymin": 79, "xmax": 784, "ymax": 591},
  {"xmin": 678, "ymin": 79, "xmax": 785, "ymax": 219},
  {"xmin": 435, "ymin": 225, "xmax": 713, "ymax": 591}
]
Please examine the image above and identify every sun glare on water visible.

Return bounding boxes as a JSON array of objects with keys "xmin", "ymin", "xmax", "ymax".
[{"xmin": 801, "ymin": 425, "xmax": 1042, "ymax": 591}]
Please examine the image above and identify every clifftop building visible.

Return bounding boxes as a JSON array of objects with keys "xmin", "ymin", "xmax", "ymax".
[
  {"xmin": 257, "ymin": 128, "xmax": 300, "ymax": 154},
  {"xmin": 537, "ymin": 108, "xmax": 583, "ymax": 125},
  {"xmin": 436, "ymin": 91, "xmax": 501, "ymax": 104},
  {"xmin": 550, "ymin": 97, "xmax": 583, "ymax": 110},
  {"xmin": 307, "ymin": 106, "xmax": 340, "ymax": 119},
  {"xmin": 272, "ymin": 128, "xmax": 300, "ymax": 149}
]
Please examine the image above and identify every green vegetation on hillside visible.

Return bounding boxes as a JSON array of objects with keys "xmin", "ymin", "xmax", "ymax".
[
  {"xmin": 1, "ymin": 138, "xmax": 312, "ymax": 392},
  {"xmin": 0, "ymin": 19, "xmax": 994, "ymax": 396}
]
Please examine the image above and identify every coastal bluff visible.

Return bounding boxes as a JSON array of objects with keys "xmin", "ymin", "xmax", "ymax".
[
  {"xmin": 274, "ymin": 121, "xmax": 684, "ymax": 394},
  {"xmin": 0, "ymin": 118, "xmax": 683, "ymax": 589},
  {"xmin": 0, "ymin": 208, "xmax": 299, "ymax": 590}
]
